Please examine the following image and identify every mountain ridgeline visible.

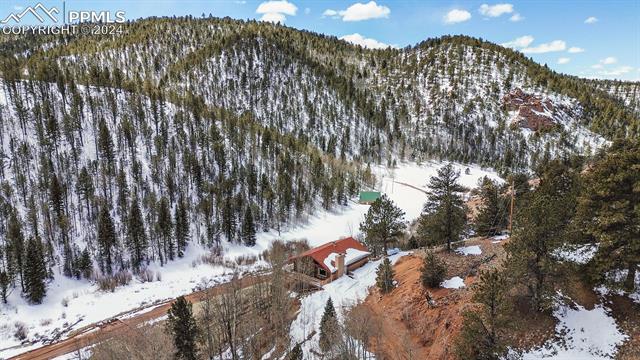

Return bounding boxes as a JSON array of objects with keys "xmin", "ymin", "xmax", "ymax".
[{"xmin": 0, "ymin": 17, "xmax": 637, "ymax": 302}]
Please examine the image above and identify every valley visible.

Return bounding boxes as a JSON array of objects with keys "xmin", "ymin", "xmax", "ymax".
[{"xmin": 0, "ymin": 9, "xmax": 638, "ymax": 360}]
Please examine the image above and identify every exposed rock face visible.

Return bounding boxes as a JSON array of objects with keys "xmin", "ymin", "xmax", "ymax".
[{"xmin": 503, "ymin": 88, "xmax": 558, "ymax": 131}]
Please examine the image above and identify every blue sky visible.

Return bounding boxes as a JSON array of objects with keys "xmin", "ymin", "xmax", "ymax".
[{"xmin": 2, "ymin": 0, "xmax": 639, "ymax": 81}]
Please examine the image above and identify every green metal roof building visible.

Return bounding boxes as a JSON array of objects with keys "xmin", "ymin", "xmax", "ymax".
[{"xmin": 359, "ymin": 191, "xmax": 381, "ymax": 204}]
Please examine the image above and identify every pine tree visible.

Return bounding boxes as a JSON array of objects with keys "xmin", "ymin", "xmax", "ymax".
[
  {"xmin": 97, "ymin": 206, "xmax": 117, "ymax": 275},
  {"xmin": 127, "ymin": 196, "xmax": 147, "ymax": 270},
  {"xmin": 418, "ymin": 164, "xmax": 467, "ymax": 251},
  {"xmin": 375, "ymin": 257, "xmax": 396, "ymax": 294},
  {"xmin": 319, "ymin": 297, "xmax": 340, "ymax": 352},
  {"xmin": 288, "ymin": 343, "xmax": 303, "ymax": 360},
  {"xmin": 455, "ymin": 269, "xmax": 509, "ymax": 360},
  {"xmin": 174, "ymin": 197, "xmax": 189, "ymax": 257},
  {"xmin": 420, "ymin": 251, "xmax": 447, "ymax": 288},
  {"xmin": 359, "ymin": 194, "xmax": 405, "ymax": 256},
  {"xmin": 0, "ymin": 270, "xmax": 9, "ymax": 304},
  {"xmin": 577, "ymin": 139, "xmax": 640, "ymax": 292},
  {"xmin": 474, "ymin": 177, "xmax": 505, "ymax": 236},
  {"xmin": 76, "ymin": 166, "xmax": 94, "ymax": 218},
  {"xmin": 241, "ymin": 207, "xmax": 256, "ymax": 247},
  {"xmin": 506, "ymin": 160, "xmax": 579, "ymax": 311},
  {"xmin": 157, "ymin": 196, "xmax": 174, "ymax": 261},
  {"xmin": 97, "ymin": 118, "xmax": 115, "ymax": 166},
  {"xmin": 24, "ymin": 237, "xmax": 47, "ymax": 304},
  {"xmin": 7, "ymin": 212, "xmax": 25, "ymax": 291},
  {"xmin": 77, "ymin": 248, "xmax": 92, "ymax": 279},
  {"xmin": 221, "ymin": 194, "xmax": 236, "ymax": 243},
  {"xmin": 49, "ymin": 173, "xmax": 65, "ymax": 219},
  {"xmin": 167, "ymin": 296, "xmax": 199, "ymax": 360}
]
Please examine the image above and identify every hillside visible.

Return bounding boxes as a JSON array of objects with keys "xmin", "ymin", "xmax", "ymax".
[
  {"xmin": 585, "ymin": 79, "xmax": 640, "ymax": 115},
  {"xmin": 0, "ymin": 17, "xmax": 638, "ymax": 353}
]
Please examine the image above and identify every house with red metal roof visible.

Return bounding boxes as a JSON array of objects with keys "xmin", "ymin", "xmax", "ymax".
[{"xmin": 289, "ymin": 237, "xmax": 371, "ymax": 283}]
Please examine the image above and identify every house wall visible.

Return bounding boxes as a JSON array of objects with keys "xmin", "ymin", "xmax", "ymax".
[{"xmin": 346, "ymin": 257, "xmax": 369, "ymax": 272}]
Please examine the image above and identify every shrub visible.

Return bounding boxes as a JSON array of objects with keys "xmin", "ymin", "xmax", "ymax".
[
  {"xmin": 375, "ymin": 257, "xmax": 396, "ymax": 294},
  {"xmin": 96, "ymin": 276, "xmax": 117, "ymax": 292},
  {"xmin": 137, "ymin": 268, "xmax": 155, "ymax": 283},
  {"xmin": 234, "ymin": 254, "xmax": 257, "ymax": 266},
  {"xmin": 200, "ymin": 250, "xmax": 224, "ymax": 267},
  {"xmin": 96, "ymin": 271, "xmax": 133, "ymax": 292},
  {"xmin": 14, "ymin": 322, "xmax": 28, "ymax": 340},
  {"xmin": 114, "ymin": 271, "xmax": 133, "ymax": 286},
  {"xmin": 420, "ymin": 251, "xmax": 447, "ymax": 288}
]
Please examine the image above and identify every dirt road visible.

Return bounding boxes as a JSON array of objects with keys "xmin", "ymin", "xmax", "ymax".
[{"xmin": 8, "ymin": 275, "xmax": 267, "ymax": 360}]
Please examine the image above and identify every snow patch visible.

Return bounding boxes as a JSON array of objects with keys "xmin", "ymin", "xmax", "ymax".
[
  {"xmin": 441, "ymin": 276, "xmax": 465, "ymax": 289},
  {"xmin": 491, "ymin": 234, "xmax": 509, "ymax": 243},
  {"xmin": 554, "ymin": 244, "xmax": 598, "ymax": 265},
  {"xmin": 517, "ymin": 295, "xmax": 627, "ymax": 359},
  {"xmin": 455, "ymin": 245, "xmax": 482, "ymax": 256}
]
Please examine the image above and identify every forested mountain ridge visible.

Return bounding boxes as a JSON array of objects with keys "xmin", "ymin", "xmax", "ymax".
[
  {"xmin": 584, "ymin": 78, "xmax": 640, "ymax": 115},
  {"xmin": 2, "ymin": 17, "xmax": 638, "ymax": 165},
  {"xmin": 0, "ymin": 16, "xmax": 637, "ymax": 304}
]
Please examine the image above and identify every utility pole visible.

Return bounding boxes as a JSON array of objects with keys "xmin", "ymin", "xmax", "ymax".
[{"xmin": 508, "ymin": 180, "xmax": 515, "ymax": 234}]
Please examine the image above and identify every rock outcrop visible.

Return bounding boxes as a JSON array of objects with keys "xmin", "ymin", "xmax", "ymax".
[{"xmin": 503, "ymin": 88, "xmax": 558, "ymax": 131}]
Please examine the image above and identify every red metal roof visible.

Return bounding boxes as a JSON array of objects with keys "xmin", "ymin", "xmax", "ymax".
[{"xmin": 290, "ymin": 237, "xmax": 369, "ymax": 272}]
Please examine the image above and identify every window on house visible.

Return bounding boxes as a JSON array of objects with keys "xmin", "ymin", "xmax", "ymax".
[{"xmin": 318, "ymin": 268, "xmax": 327, "ymax": 279}]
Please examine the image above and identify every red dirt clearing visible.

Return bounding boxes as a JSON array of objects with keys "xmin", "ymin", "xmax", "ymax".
[{"xmin": 362, "ymin": 238, "xmax": 506, "ymax": 360}]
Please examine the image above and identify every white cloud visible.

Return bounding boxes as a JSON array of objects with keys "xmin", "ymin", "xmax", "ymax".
[
  {"xmin": 568, "ymin": 47, "xmax": 584, "ymax": 53},
  {"xmin": 256, "ymin": 0, "xmax": 297, "ymax": 15},
  {"xmin": 584, "ymin": 16, "xmax": 598, "ymax": 24},
  {"xmin": 256, "ymin": 0, "xmax": 297, "ymax": 23},
  {"xmin": 558, "ymin": 57, "xmax": 571, "ymax": 64},
  {"xmin": 444, "ymin": 9, "xmax": 471, "ymax": 24},
  {"xmin": 601, "ymin": 66, "xmax": 633, "ymax": 76},
  {"xmin": 592, "ymin": 66, "xmax": 635, "ymax": 78},
  {"xmin": 339, "ymin": 33, "xmax": 391, "ymax": 49},
  {"xmin": 479, "ymin": 3, "xmax": 513, "ymax": 17},
  {"xmin": 260, "ymin": 12, "xmax": 287, "ymax": 23},
  {"xmin": 601, "ymin": 56, "xmax": 617, "ymax": 64},
  {"xmin": 13, "ymin": 5, "xmax": 24, "ymax": 10},
  {"xmin": 324, "ymin": 2, "xmax": 390, "ymax": 22},
  {"xmin": 522, "ymin": 40, "xmax": 566, "ymax": 54},
  {"xmin": 501, "ymin": 35, "xmax": 534, "ymax": 48},
  {"xmin": 323, "ymin": 9, "xmax": 338, "ymax": 17},
  {"xmin": 509, "ymin": 13, "xmax": 523, "ymax": 22},
  {"xmin": 591, "ymin": 64, "xmax": 603, "ymax": 69}
]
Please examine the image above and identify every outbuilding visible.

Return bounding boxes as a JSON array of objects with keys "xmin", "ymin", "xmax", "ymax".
[{"xmin": 358, "ymin": 191, "xmax": 381, "ymax": 204}]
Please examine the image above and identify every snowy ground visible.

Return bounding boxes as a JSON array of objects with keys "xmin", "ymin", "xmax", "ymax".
[
  {"xmin": 0, "ymin": 244, "xmax": 239, "ymax": 357},
  {"xmin": 0, "ymin": 161, "xmax": 500, "ymax": 357},
  {"xmin": 516, "ymin": 294, "xmax": 627, "ymax": 360},
  {"xmin": 243, "ymin": 161, "xmax": 502, "ymax": 252}
]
